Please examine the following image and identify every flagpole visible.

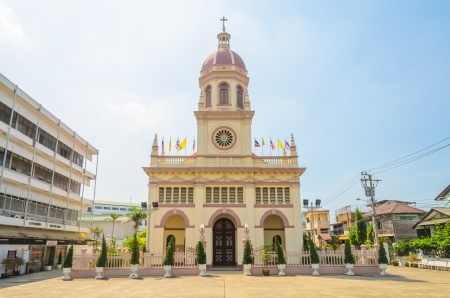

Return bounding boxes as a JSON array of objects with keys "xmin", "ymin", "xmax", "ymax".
[{"xmin": 185, "ymin": 136, "xmax": 187, "ymax": 156}]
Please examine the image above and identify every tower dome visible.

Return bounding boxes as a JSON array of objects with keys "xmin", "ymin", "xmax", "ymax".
[{"xmin": 200, "ymin": 21, "xmax": 246, "ymax": 72}]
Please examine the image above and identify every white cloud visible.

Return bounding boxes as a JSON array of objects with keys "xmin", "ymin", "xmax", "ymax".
[{"xmin": 0, "ymin": 3, "xmax": 25, "ymax": 42}]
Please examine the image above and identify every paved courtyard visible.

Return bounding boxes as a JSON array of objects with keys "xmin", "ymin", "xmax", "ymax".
[{"xmin": 0, "ymin": 266, "xmax": 449, "ymax": 298}]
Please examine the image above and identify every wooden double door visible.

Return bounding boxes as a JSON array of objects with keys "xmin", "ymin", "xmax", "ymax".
[{"xmin": 213, "ymin": 218, "xmax": 236, "ymax": 266}]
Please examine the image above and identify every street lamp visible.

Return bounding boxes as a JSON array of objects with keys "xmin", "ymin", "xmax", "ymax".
[{"xmin": 141, "ymin": 201, "xmax": 159, "ymax": 253}]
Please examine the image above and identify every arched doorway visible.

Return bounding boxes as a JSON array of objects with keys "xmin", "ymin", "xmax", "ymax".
[{"xmin": 213, "ymin": 218, "xmax": 236, "ymax": 266}]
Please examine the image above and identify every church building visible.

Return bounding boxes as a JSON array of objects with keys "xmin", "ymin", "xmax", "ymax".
[{"xmin": 143, "ymin": 22, "xmax": 306, "ymax": 267}]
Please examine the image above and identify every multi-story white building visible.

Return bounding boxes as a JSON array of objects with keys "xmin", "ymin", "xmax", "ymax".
[
  {"xmin": 143, "ymin": 24, "xmax": 306, "ymax": 266},
  {"xmin": 0, "ymin": 73, "xmax": 98, "ymax": 272}
]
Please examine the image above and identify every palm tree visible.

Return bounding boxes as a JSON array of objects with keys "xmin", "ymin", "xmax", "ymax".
[
  {"xmin": 105, "ymin": 213, "xmax": 120, "ymax": 239},
  {"xmin": 89, "ymin": 226, "xmax": 104, "ymax": 249},
  {"xmin": 125, "ymin": 207, "xmax": 147, "ymax": 233}
]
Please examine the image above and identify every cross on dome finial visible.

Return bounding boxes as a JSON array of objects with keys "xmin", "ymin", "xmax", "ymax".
[{"xmin": 220, "ymin": 16, "xmax": 228, "ymax": 32}]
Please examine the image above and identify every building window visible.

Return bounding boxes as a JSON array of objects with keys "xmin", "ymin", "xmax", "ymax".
[
  {"xmin": 205, "ymin": 187, "xmax": 244, "ymax": 204},
  {"xmin": 72, "ymin": 151, "xmax": 84, "ymax": 167},
  {"xmin": 158, "ymin": 187, "xmax": 194, "ymax": 204},
  {"xmin": 17, "ymin": 115, "xmax": 37, "ymax": 139},
  {"xmin": 237, "ymin": 86, "xmax": 243, "ymax": 108},
  {"xmin": 255, "ymin": 187, "xmax": 290, "ymax": 204},
  {"xmin": 205, "ymin": 86, "xmax": 212, "ymax": 107},
  {"xmin": 95, "ymin": 206, "xmax": 102, "ymax": 209},
  {"xmin": 38, "ymin": 129, "xmax": 57, "ymax": 152},
  {"xmin": 57, "ymin": 142, "xmax": 72, "ymax": 160},
  {"xmin": 219, "ymin": 83, "xmax": 229, "ymax": 105}
]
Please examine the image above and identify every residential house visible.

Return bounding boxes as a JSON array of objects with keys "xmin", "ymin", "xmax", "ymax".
[
  {"xmin": 305, "ymin": 209, "xmax": 330, "ymax": 245},
  {"xmin": 412, "ymin": 207, "xmax": 450, "ymax": 237}
]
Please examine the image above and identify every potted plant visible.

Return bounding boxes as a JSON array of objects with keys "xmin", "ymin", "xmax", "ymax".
[
  {"xmin": 390, "ymin": 259, "xmax": 399, "ymax": 266},
  {"xmin": 62, "ymin": 245, "xmax": 73, "ymax": 280},
  {"xmin": 344, "ymin": 240, "xmax": 355, "ymax": 275},
  {"xmin": 378, "ymin": 242, "xmax": 388, "ymax": 275},
  {"xmin": 260, "ymin": 244, "xmax": 272, "ymax": 276},
  {"xmin": 163, "ymin": 237, "xmax": 175, "ymax": 278},
  {"xmin": 242, "ymin": 240, "xmax": 253, "ymax": 276},
  {"xmin": 129, "ymin": 233, "xmax": 140, "ymax": 279},
  {"xmin": 1, "ymin": 258, "xmax": 15, "ymax": 277},
  {"xmin": 46, "ymin": 250, "xmax": 54, "ymax": 271},
  {"xmin": 309, "ymin": 241, "xmax": 320, "ymax": 276},
  {"xmin": 275, "ymin": 237, "xmax": 286, "ymax": 276},
  {"xmin": 57, "ymin": 251, "xmax": 63, "ymax": 269},
  {"xmin": 28, "ymin": 259, "xmax": 39, "ymax": 273},
  {"xmin": 15, "ymin": 258, "xmax": 24, "ymax": 275},
  {"xmin": 95, "ymin": 235, "xmax": 108, "ymax": 279},
  {"xmin": 196, "ymin": 241, "xmax": 207, "ymax": 277}
]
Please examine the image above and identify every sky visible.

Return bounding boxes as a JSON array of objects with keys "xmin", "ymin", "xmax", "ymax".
[{"xmin": 1, "ymin": 0, "xmax": 449, "ymax": 222}]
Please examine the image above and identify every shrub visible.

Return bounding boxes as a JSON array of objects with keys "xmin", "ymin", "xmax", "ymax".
[
  {"xmin": 378, "ymin": 242, "xmax": 388, "ymax": 264},
  {"xmin": 390, "ymin": 259, "xmax": 399, "ymax": 266},
  {"xmin": 260, "ymin": 244, "xmax": 272, "ymax": 267},
  {"xmin": 57, "ymin": 251, "xmax": 62, "ymax": 265},
  {"xmin": 275, "ymin": 237, "xmax": 286, "ymax": 265},
  {"xmin": 196, "ymin": 241, "xmax": 207, "ymax": 265},
  {"xmin": 96, "ymin": 235, "xmax": 108, "ymax": 267},
  {"xmin": 242, "ymin": 240, "xmax": 253, "ymax": 265},
  {"xmin": 130, "ymin": 233, "xmax": 140, "ymax": 265},
  {"xmin": 63, "ymin": 245, "xmax": 74, "ymax": 268},
  {"xmin": 163, "ymin": 237, "xmax": 175, "ymax": 266},
  {"xmin": 47, "ymin": 250, "xmax": 54, "ymax": 266},
  {"xmin": 344, "ymin": 240, "xmax": 355, "ymax": 264},
  {"xmin": 309, "ymin": 241, "xmax": 320, "ymax": 264}
]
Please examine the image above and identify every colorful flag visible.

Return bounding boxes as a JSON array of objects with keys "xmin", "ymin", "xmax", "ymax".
[
  {"xmin": 277, "ymin": 138, "xmax": 284, "ymax": 150},
  {"xmin": 270, "ymin": 138, "xmax": 275, "ymax": 150},
  {"xmin": 175, "ymin": 138, "xmax": 180, "ymax": 151},
  {"xmin": 179, "ymin": 137, "xmax": 187, "ymax": 150},
  {"xmin": 254, "ymin": 138, "xmax": 260, "ymax": 147},
  {"xmin": 262, "ymin": 138, "xmax": 266, "ymax": 146},
  {"xmin": 285, "ymin": 140, "xmax": 290, "ymax": 151},
  {"xmin": 193, "ymin": 138, "xmax": 196, "ymax": 151},
  {"xmin": 169, "ymin": 137, "xmax": 172, "ymax": 152},
  {"xmin": 161, "ymin": 138, "xmax": 165, "ymax": 152}
]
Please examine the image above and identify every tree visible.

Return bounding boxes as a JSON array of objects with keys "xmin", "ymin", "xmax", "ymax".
[
  {"xmin": 366, "ymin": 224, "xmax": 374, "ymax": 246},
  {"xmin": 123, "ymin": 228, "xmax": 147, "ymax": 253},
  {"xmin": 348, "ymin": 226, "xmax": 358, "ymax": 246},
  {"xmin": 354, "ymin": 207, "xmax": 367, "ymax": 246},
  {"xmin": 89, "ymin": 226, "xmax": 104, "ymax": 249},
  {"xmin": 328, "ymin": 235, "xmax": 341, "ymax": 251},
  {"xmin": 378, "ymin": 241, "xmax": 388, "ymax": 264},
  {"xmin": 126, "ymin": 207, "xmax": 147, "ymax": 233},
  {"xmin": 130, "ymin": 233, "xmax": 140, "ymax": 265},
  {"xmin": 105, "ymin": 213, "xmax": 120, "ymax": 241},
  {"xmin": 163, "ymin": 237, "xmax": 175, "ymax": 266}
]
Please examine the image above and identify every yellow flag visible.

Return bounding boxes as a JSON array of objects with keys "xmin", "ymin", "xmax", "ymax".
[
  {"xmin": 179, "ymin": 137, "xmax": 187, "ymax": 150},
  {"xmin": 169, "ymin": 137, "xmax": 172, "ymax": 152},
  {"xmin": 262, "ymin": 138, "xmax": 266, "ymax": 146},
  {"xmin": 277, "ymin": 138, "xmax": 284, "ymax": 150}
]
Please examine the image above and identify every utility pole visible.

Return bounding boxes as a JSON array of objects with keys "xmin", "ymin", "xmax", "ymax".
[
  {"xmin": 361, "ymin": 172, "xmax": 381, "ymax": 245},
  {"xmin": 303, "ymin": 199, "xmax": 321, "ymax": 245}
]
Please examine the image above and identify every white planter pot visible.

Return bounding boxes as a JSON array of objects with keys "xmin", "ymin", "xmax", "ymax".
[
  {"xmin": 311, "ymin": 263, "xmax": 320, "ymax": 276},
  {"xmin": 277, "ymin": 264, "xmax": 286, "ymax": 276},
  {"xmin": 95, "ymin": 267, "xmax": 104, "ymax": 279},
  {"xmin": 164, "ymin": 265, "xmax": 172, "ymax": 278},
  {"xmin": 198, "ymin": 264, "xmax": 207, "ymax": 277},
  {"xmin": 129, "ymin": 264, "xmax": 139, "ymax": 279},
  {"xmin": 62, "ymin": 267, "xmax": 71, "ymax": 281},
  {"xmin": 345, "ymin": 263, "xmax": 355, "ymax": 276},
  {"xmin": 46, "ymin": 265, "xmax": 52, "ymax": 271},
  {"xmin": 243, "ymin": 264, "xmax": 252, "ymax": 276},
  {"xmin": 379, "ymin": 263, "xmax": 388, "ymax": 275},
  {"xmin": 57, "ymin": 264, "xmax": 62, "ymax": 269}
]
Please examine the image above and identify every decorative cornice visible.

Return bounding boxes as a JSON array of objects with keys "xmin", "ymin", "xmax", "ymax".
[{"xmin": 254, "ymin": 204, "xmax": 294, "ymax": 208}]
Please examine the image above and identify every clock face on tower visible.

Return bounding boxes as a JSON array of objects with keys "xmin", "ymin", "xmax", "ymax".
[{"xmin": 212, "ymin": 127, "xmax": 236, "ymax": 150}]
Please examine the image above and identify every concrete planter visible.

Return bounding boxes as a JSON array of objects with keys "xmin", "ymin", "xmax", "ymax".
[
  {"xmin": 57, "ymin": 264, "xmax": 62, "ymax": 269},
  {"xmin": 46, "ymin": 265, "xmax": 52, "ymax": 271},
  {"xmin": 62, "ymin": 268, "xmax": 71, "ymax": 280},
  {"xmin": 129, "ymin": 264, "xmax": 139, "ymax": 279},
  {"xmin": 164, "ymin": 265, "xmax": 172, "ymax": 278},
  {"xmin": 311, "ymin": 263, "xmax": 320, "ymax": 276},
  {"xmin": 345, "ymin": 264, "xmax": 355, "ymax": 276},
  {"xmin": 95, "ymin": 267, "xmax": 104, "ymax": 279},
  {"xmin": 379, "ymin": 263, "xmax": 388, "ymax": 275},
  {"xmin": 243, "ymin": 264, "xmax": 252, "ymax": 276},
  {"xmin": 198, "ymin": 264, "xmax": 207, "ymax": 277},
  {"xmin": 278, "ymin": 264, "xmax": 286, "ymax": 276}
]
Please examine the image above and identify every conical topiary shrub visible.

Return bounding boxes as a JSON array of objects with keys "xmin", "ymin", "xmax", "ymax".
[
  {"xmin": 275, "ymin": 237, "xmax": 286, "ymax": 265},
  {"xmin": 196, "ymin": 241, "xmax": 206, "ymax": 265},
  {"xmin": 130, "ymin": 233, "xmax": 139, "ymax": 265},
  {"xmin": 242, "ymin": 240, "xmax": 252, "ymax": 265},
  {"xmin": 344, "ymin": 240, "xmax": 355, "ymax": 264},
  {"xmin": 96, "ymin": 235, "xmax": 107, "ymax": 268},
  {"xmin": 309, "ymin": 241, "xmax": 319, "ymax": 264},
  {"xmin": 378, "ymin": 242, "xmax": 388, "ymax": 264},
  {"xmin": 163, "ymin": 237, "xmax": 175, "ymax": 266},
  {"xmin": 63, "ymin": 245, "xmax": 73, "ymax": 268}
]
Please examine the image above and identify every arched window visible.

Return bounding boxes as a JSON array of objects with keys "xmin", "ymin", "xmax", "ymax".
[
  {"xmin": 219, "ymin": 83, "xmax": 229, "ymax": 105},
  {"xmin": 237, "ymin": 86, "xmax": 243, "ymax": 108},
  {"xmin": 205, "ymin": 86, "xmax": 212, "ymax": 107},
  {"xmin": 166, "ymin": 235, "xmax": 175, "ymax": 250},
  {"xmin": 272, "ymin": 235, "xmax": 282, "ymax": 251}
]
